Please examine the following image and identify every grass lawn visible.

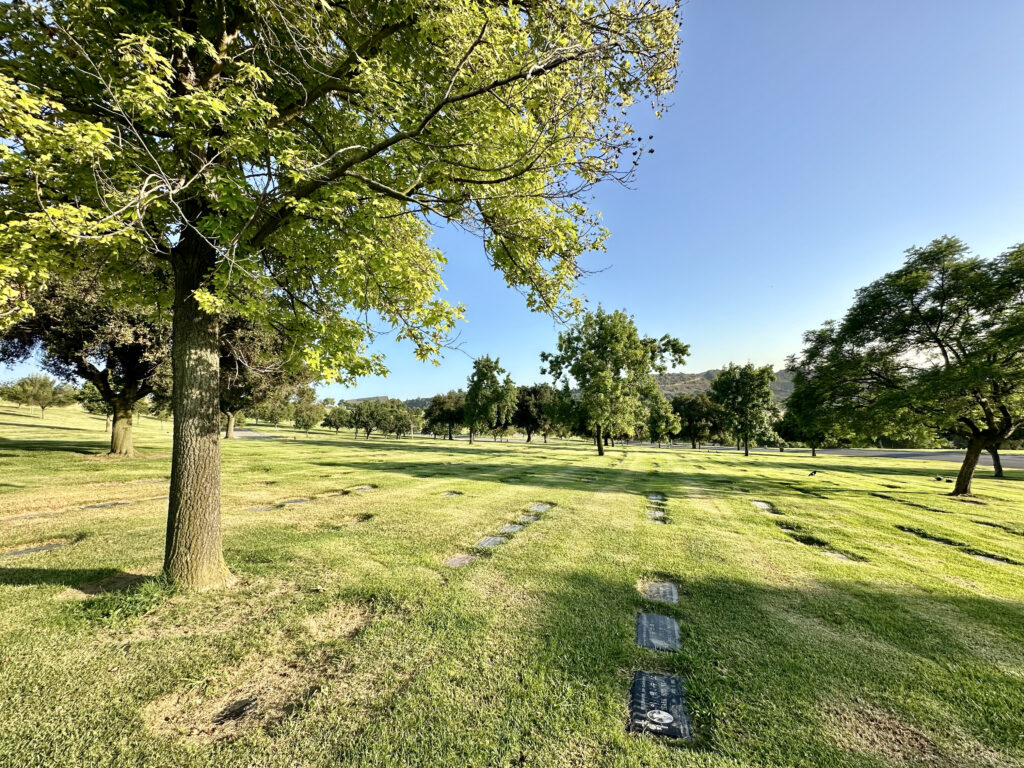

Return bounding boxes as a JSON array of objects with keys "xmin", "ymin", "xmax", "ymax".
[{"xmin": 1, "ymin": 404, "xmax": 1023, "ymax": 768}]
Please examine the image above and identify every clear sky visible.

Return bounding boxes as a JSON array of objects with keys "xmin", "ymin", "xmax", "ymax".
[{"xmin": 7, "ymin": 1, "xmax": 1024, "ymax": 401}]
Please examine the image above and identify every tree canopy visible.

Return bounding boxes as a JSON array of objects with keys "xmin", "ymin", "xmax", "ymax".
[{"xmin": 791, "ymin": 236, "xmax": 1024, "ymax": 494}]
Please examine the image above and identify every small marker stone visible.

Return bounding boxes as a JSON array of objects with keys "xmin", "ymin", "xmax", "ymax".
[
  {"xmin": 628, "ymin": 671, "xmax": 693, "ymax": 740},
  {"xmin": 475, "ymin": 536, "xmax": 506, "ymax": 548},
  {"xmin": 82, "ymin": 501, "xmax": 132, "ymax": 509},
  {"xmin": 445, "ymin": 554, "xmax": 477, "ymax": 567},
  {"xmin": 529, "ymin": 503, "xmax": 551, "ymax": 512},
  {"xmin": 441, "ymin": 492, "xmax": 462, "ymax": 497},
  {"xmin": 752, "ymin": 501, "xmax": 772, "ymax": 511},
  {"xmin": 646, "ymin": 492, "xmax": 666, "ymax": 501},
  {"xmin": 636, "ymin": 612, "xmax": 681, "ymax": 651},
  {"xmin": 498, "ymin": 524, "xmax": 524, "ymax": 534},
  {"xmin": 280, "ymin": 498, "xmax": 308, "ymax": 504},
  {"xmin": 351, "ymin": 485, "xmax": 376, "ymax": 491},
  {"xmin": 643, "ymin": 582, "xmax": 678, "ymax": 604},
  {"xmin": 2, "ymin": 542, "xmax": 67, "ymax": 558},
  {"xmin": 519, "ymin": 514, "xmax": 538, "ymax": 523},
  {"xmin": 647, "ymin": 509, "xmax": 665, "ymax": 520}
]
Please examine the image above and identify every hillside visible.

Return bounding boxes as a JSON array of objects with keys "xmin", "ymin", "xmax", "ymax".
[{"xmin": 654, "ymin": 369, "xmax": 794, "ymax": 402}]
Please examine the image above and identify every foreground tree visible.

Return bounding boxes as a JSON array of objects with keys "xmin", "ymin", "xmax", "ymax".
[
  {"xmin": 464, "ymin": 357, "xmax": 517, "ymax": 444},
  {"xmin": 0, "ymin": 272, "xmax": 170, "ymax": 454},
  {"xmin": 709, "ymin": 364, "xmax": 776, "ymax": 457},
  {"xmin": 541, "ymin": 307, "xmax": 688, "ymax": 455},
  {"xmin": 2, "ymin": 1, "xmax": 678, "ymax": 588},
  {"xmin": 793, "ymin": 237, "xmax": 1024, "ymax": 494}
]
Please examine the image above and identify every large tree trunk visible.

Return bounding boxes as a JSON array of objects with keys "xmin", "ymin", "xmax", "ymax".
[
  {"xmin": 164, "ymin": 239, "xmax": 229, "ymax": 590},
  {"xmin": 224, "ymin": 411, "xmax": 236, "ymax": 439},
  {"xmin": 690, "ymin": 437, "xmax": 696, "ymax": 449},
  {"xmin": 110, "ymin": 398, "xmax": 135, "ymax": 456},
  {"xmin": 596, "ymin": 424, "xmax": 605, "ymax": 456},
  {"xmin": 988, "ymin": 444, "xmax": 1004, "ymax": 478},
  {"xmin": 952, "ymin": 437, "xmax": 986, "ymax": 496},
  {"xmin": 811, "ymin": 445, "xmax": 817, "ymax": 458},
  {"xmin": 743, "ymin": 437, "xmax": 749, "ymax": 457},
  {"xmin": 526, "ymin": 430, "xmax": 532, "ymax": 443}
]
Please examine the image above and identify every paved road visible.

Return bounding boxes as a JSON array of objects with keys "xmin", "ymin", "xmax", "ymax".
[{"xmin": 699, "ymin": 445, "xmax": 1023, "ymax": 468}]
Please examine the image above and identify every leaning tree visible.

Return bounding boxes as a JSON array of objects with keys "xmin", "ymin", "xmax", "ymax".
[
  {"xmin": 793, "ymin": 236, "xmax": 1024, "ymax": 495},
  {"xmin": 1, "ymin": 0, "xmax": 679, "ymax": 588},
  {"xmin": 541, "ymin": 307, "xmax": 688, "ymax": 455}
]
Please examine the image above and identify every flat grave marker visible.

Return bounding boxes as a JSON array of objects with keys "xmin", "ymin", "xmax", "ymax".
[
  {"xmin": 519, "ymin": 515, "xmax": 539, "ymax": 523},
  {"xmin": 647, "ymin": 509, "xmax": 666, "ymax": 520},
  {"xmin": 529, "ymin": 503, "xmax": 551, "ymax": 512},
  {"xmin": 475, "ymin": 536, "xmax": 507, "ymax": 548},
  {"xmin": 498, "ymin": 524, "xmax": 524, "ymax": 534},
  {"xmin": 646, "ymin": 492, "xmax": 666, "ymax": 502},
  {"xmin": 628, "ymin": 671, "xmax": 693, "ymax": 741},
  {"xmin": 280, "ymin": 498, "xmax": 308, "ymax": 504},
  {"xmin": 441, "ymin": 492, "xmax": 462, "ymax": 498},
  {"xmin": 2, "ymin": 542, "xmax": 68, "ymax": 558},
  {"xmin": 642, "ymin": 581, "xmax": 679, "ymax": 604},
  {"xmin": 444, "ymin": 554, "xmax": 477, "ymax": 568},
  {"xmin": 351, "ymin": 485, "xmax": 377, "ymax": 491},
  {"xmin": 636, "ymin": 612, "xmax": 681, "ymax": 651}
]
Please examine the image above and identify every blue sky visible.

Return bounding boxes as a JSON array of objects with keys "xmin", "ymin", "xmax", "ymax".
[
  {"xmin": 7, "ymin": 1, "xmax": 1024, "ymax": 401},
  {"xmin": 324, "ymin": 0, "xmax": 1024, "ymax": 400}
]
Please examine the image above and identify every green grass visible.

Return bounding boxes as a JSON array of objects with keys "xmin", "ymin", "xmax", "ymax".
[{"xmin": 1, "ymin": 404, "xmax": 1023, "ymax": 767}]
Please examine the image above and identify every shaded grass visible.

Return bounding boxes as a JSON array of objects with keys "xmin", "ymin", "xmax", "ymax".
[{"xmin": 0, "ymin": 405, "xmax": 1023, "ymax": 767}]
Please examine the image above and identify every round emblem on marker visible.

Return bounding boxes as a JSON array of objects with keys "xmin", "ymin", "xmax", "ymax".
[{"xmin": 646, "ymin": 709, "xmax": 674, "ymax": 724}]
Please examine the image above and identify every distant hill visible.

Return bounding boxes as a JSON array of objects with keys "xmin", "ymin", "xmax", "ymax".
[
  {"xmin": 343, "ymin": 395, "xmax": 389, "ymax": 404},
  {"xmin": 654, "ymin": 369, "xmax": 794, "ymax": 402}
]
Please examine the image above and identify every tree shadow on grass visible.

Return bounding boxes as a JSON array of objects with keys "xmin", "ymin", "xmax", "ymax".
[{"xmin": 0, "ymin": 566, "xmax": 151, "ymax": 590}]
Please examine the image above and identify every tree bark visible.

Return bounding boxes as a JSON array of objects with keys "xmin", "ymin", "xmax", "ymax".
[
  {"xmin": 988, "ymin": 444, "xmax": 1004, "ymax": 478},
  {"xmin": 743, "ymin": 437, "xmax": 749, "ymax": 457},
  {"xmin": 164, "ymin": 237, "xmax": 230, "ymax": 590},
  {"xmin": 526, "ymin": 430, "xmax": 532, "ymax": 443},
  {"xmin": 596, "ymin": 424, "xmax": 605, "ymax": 456},
  {"xmin": 110, "ymin": 399, "xmax": 135, "ymax": 456},
  {"xmin": 952, "ymin": 437, "xmax": 986, "ymax": 496},
  {"xmin": 811, "ymin": 445, "xmax": 817, "ymax": 458},
  {"xmin": 105, "ymin": 414, "xmax": 111, "ymax": 432},
  {"xmin": 224, "ymin": 411, "xmax": 236, "ymax": 439}
]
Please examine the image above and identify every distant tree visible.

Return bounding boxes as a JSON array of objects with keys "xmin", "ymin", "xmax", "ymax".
[
  {"xmin": 0, "ymin": 271, "xmax": 171, "ymax": 455},
  {"xmin": 541, "ymin": 307, "xmax": 689, "ymax": 455},
  {"xmin": 293, "ymin": 390, "xmax": 327, "ymax": 437},
  {"xmin": 5, "ymin": 375, "xmax": 75, "ymax": 419},
  {"xmin": 671, "ymin": 393, "xmax": 722, "ymax": 449},
  {"xmin": 709, "ymin": 364, "xmax": 776, "ymax": 457},
  {"xmin": 78, "ymin": 382, "xmax": 114, "ymax": 431},
  {"xmin": 464, "ymin": 357, "xmax": 517, "ymax": 444},
  {"xmin": 778, "ymin": 355, "xmax": 842, "ymax": 457},
  {"xmin": 322, "ymin": 406, "xmax": 350, "ymax": 434},
  {"xmin": 514, "ymin": 383, "xmax": 557, "ymax": 443},
  {"xmin": 408, "ymin": 407, "xmax": 425, "ymax": 436},
  {"xmin": 220, "ymin": 316, "xmax": 313, "ymax": 438},
  {"xmin": 350, "ymin": 400, "xmax": 389, "ymax": 440},
  {"xmin": 384, "ymin": 400, "xmax": 413, "ymax": 438},
  {"xmin": 646, "ymin": 391, "xmax": 680, "ymax": 448},
  {"xmin": 423, "ymin": 390, "xmax": 466, "ymax": 440},
  {"xmin": 793, "ymin": 237, "xmax": 1024, "ymax": 494}
]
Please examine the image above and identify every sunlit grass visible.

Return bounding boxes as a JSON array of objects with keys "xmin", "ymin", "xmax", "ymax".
[{"xmin": 1, "ymin": 405, "xmax": 1022, "ymax": 767}]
